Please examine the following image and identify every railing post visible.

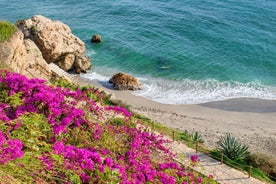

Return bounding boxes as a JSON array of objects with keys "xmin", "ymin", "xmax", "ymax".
[
  {"xmin": 249, "ymin": 165, "xmax": 252, "ymax": 178},
  {"xmin": 172, "ymin": 131, "xmax": 175, "ymax": 142},
  {"xmin": 221, "ymin": 152, "xmax": 224, "ymax": 165}
]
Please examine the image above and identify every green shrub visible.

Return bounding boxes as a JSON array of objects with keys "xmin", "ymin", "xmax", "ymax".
[
  {"xmin": 179, "ymin": 130, "xmax": 190, "ymax": 141},
  {"xmin": 0, "ymin": 21, "xmax": 16, "ymax": 42},
  {"xmin": 191, "ymin": 131, "xmax": 204, "ymax": 143},
  {"xmin": 0, "ymin": 90, "xmax": 23, "ymax": 109},
  {"xmin": 50, "ymin": 77, "xmax": 77, "ymax": 91},
  {"xmin": 110, "ymin": 117, "xmax": 126, "ymax": 127},
  {"xmin": 217, "ymin": 133, "xmax": 249, "ymax": 161},
  {"xmin": 11, "ymin": 113, "xmax": 53, "ymax": 152}
]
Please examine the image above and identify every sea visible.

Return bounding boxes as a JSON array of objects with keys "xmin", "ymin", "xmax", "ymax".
[{"xmin": 1, "ymin": 0, "xmax": 276, "ymax": 104}]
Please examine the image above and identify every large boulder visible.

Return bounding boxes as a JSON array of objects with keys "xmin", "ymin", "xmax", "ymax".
[
  {"xmin": 109, "ymin": 72, "xmax": 141, "ymax": 90},
  {"xmin": 74, "ymin": 55, "xmax": 91, "ymax": 74},
  {"xmin": 55, "ymin": 54, "xmax": 75, "ymax": 71},
  {"xmin": 16, "ymin": 15, "xmax": 91, "ymax": 73}
]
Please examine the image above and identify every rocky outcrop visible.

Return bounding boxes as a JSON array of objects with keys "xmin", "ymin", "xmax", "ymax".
[
  {"xmin": 109, "ymin": 72, "xmax": 141, "ymax": 90},
  {"xmin": 15, "ymin": 15, "xmax": 91, "ymax": 73},
  {"xmin": 0, "ymin": 15, "xmax": 93, "ymax": 83},
  {"xmin": 91, "ymin": 34, "xmax": 102, "ymax": 43},
  {"xmin": 0, "ymin": 29, "xmax": 52, "ymax": 80},
  {"xmin": 0, "ymin": 30, "xmax": 27, "ymax": 74}
]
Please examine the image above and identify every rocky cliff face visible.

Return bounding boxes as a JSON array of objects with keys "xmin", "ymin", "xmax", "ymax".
[
  {"xmin": 0, "ymin": 15, "xmax": 91, "ymax": 81},
  {"xmin": 0, "ymin": 29, "xmax": 53, "ymax": 80},
  {"xmin": 0, "ymin": 30, "xmax": 27, "ymax": 74}
]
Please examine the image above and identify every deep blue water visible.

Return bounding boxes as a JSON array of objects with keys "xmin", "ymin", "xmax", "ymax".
[{"xmin": 1, "ymin": 0, "xmax": 276, "ymax": 104}]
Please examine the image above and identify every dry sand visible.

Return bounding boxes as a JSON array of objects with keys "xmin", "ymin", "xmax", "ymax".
[{"xmin": 82, "ymin": 77, "xmax": 276, "ymax": 157}]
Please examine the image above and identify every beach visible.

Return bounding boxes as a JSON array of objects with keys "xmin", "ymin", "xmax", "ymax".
[{"xmin": 83, "ymin": 77, "xmax": 276, "ymax": 157}]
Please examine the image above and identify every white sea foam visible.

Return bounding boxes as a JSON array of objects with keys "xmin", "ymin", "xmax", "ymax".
[
  {"xmin": 85, "ymin": 50, "xmax": 97, "ymax": 56},
  {"xmin": 133, "ymin": 77, "xmax": 276, "ymax": 104},
  {"xmin": 82, "ymin": 72, "xmax": 276, "ymax": 105},
  {"xmin": 81, "ymin": 72, "xmax": 109, "ymax": 82}
]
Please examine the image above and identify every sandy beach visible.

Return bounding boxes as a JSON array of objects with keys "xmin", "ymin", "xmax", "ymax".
[{"xmin": 82, "ymin": 77, "xmax": 276, "ymax": 157}]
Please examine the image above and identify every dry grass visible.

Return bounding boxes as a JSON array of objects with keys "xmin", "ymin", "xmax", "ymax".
[{"xmin": 249, "ymin": 152, "xmax": 276, "ymax": 181}]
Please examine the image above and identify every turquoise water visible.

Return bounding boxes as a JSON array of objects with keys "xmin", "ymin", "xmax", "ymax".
[{"xmin": 1, "ymin": 0, "xmax": 276, "ymax": 104}]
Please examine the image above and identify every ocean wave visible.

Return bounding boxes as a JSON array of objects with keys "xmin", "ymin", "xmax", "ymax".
[
  {"xmin": 82, "ymin": 72, "xmax": 276, "ymax": 105},
  {"xmin": 135, "ymin": 77, "xmax": 276, "ymax": 104}
]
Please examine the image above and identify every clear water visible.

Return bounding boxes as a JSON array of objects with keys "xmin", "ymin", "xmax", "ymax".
[{"xmin": 1, "ymin": 0, "xmax": 276, "ymax": 104}]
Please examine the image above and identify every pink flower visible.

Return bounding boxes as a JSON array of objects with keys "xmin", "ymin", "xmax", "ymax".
[
  {"xmin": 104, "ymin": 157, "xmax": 114, "ymax": 168},
  {"xmin": 0, "ymin": 131, "xmax": 24, "ymax": 163},
  {"xmin": 190, "ymin": 155, "xmax": 199, "ymax": 163}
]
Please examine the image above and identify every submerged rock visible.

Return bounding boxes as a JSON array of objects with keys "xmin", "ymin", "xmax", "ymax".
[
  {"xmin": 91, "ymin": 34, "xmax": 102, "ymax": 43},
  {"xmin": 109, "ymin": 72, "xmax": 141, "ymax": 90}
]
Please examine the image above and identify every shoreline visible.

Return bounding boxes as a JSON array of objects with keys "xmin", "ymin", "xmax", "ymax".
[{"xmin": 80, "ymin": 76, "xmax": 276, "ymax": 157}]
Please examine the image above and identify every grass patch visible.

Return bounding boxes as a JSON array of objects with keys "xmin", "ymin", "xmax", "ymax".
[{"xmin": 0, "ymin": 21, "xmax": 16, "ymax": 43}]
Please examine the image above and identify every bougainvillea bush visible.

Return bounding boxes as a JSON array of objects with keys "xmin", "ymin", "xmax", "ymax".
[{"xmin": 0, "ymin": 70, "xmax": 214, "ymax": 184}]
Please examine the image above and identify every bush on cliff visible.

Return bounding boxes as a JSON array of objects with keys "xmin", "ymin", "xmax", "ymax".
[
  {"xmin": 0, "ymin": 70, "xmax": 215, "ymax": 184},
  {"xmin": 0, "ymin": 21, "xmax": 16, "ymax": 42}
]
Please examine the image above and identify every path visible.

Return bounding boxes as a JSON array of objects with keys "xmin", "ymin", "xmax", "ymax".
[
  {"xmin": 166, "ymin": 138, "xmax": 266, "ymax": 184},
  {"xmin": 48, "ymin": 63, "xmax": 88, "ymax": 86}
]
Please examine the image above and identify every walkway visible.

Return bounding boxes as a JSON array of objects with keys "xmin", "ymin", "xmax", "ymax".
[{"xmin": 167, "ymin": 138, "xmax": 266, "ymax": 184}]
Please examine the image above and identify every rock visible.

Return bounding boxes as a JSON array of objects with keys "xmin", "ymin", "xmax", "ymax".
[
  {"xmin": 15, "ymin": 15, "xmax": 91, "ymax": 74},
  {"xmin": 0, "ymin": 30, "xmax": 27, "ymax": 73},
  {"xmin": 0, "ymin": 29, "xmax": 53, "ymax": 80},
  {"xmin": 55, "ymin": 54, "xmax": 75, "ymax": 71},
  {"xmin": 109, "ymin": 72, "xmax": 141, "ymax": 90},
  {"xmin": 23, "ymin": 39, "xmax": 53, "ymax": 79},
  {"xmin": 91, "ymin": 34, "xmax": 102, "ymax": 43},
  {"xmin": 74, "ymin": 55, "xmax": 91, "ymax": 73}
]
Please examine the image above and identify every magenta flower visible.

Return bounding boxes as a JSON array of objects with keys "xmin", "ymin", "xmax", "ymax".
[
  {"xmin": 0, "ymin": 131, "xmax": 24, "ymax": 163},
  {"xmin": 104, "ymin": 157, "xmax": 114, "ymax": 167},
  {"xmin": 105, "ymin": 106, "xmax": 132, "ymax": 117},
  {"xmin": 190, "ymin": 155, "xmax": 199, "ymax": 163}
]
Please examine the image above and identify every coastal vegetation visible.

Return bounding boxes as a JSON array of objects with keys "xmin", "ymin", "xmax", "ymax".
[
  {"xmin": 0, "ymin": 21, "xmax": 16, "ymax": 42},
  {"xmin": 0, "ymin": 70, "xmax": 216, "ymax": 183}
]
